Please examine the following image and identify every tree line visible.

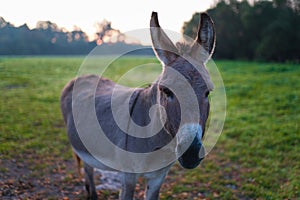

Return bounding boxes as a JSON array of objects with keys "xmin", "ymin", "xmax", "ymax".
[
  {"xmin": 0, "ymin": 18, "xmax": 150, "ymax": 55},
  {"xmin": 1, "ymin": 0, "xmax": 299, "ymax": 62},
  {"xmin": 182, "ymin": 0, "xmax": 300, "ymax": 62},
  {"xmin": 0, "ymin": 17, "xmax": 97, "ymax": 55}
]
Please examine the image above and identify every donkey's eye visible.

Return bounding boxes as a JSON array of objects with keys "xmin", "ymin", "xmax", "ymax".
[{"xmin": 161, "ymin": 87, "xmax": 174, "ymax": 100}]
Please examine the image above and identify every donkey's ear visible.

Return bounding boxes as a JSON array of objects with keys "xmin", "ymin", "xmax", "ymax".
[
  {"xmin": 150, "ymin": 12, "xmax": 178, "ymax": 66},
  {"xmin": 192, "ymin": 13, "xmax": 216, "ymax": 63}
]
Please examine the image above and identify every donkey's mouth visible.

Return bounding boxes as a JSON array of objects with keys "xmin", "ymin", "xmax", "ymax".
[{"xmin": 176, "ymin": 124, "xmax": 206, "ymax": 169}]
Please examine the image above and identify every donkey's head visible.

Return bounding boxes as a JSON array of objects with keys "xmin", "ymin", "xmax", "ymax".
[{"xmin": 150, "ymin": 12, "xmax": 215, "ymax": 169}]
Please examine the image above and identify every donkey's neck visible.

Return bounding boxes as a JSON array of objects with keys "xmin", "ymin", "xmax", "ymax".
[
  {"xmin": 128, "ymin": 84, "xmax": 172, "ymax": 151},
  {"xmin": 130, "ymin": 85, "xmax": 158, "ymax": 129}
]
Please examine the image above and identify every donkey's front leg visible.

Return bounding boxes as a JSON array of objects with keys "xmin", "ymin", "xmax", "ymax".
[
  {"xmin": 119, "ymin": 173, "xmax": 137, "ymax": 200},
  {"xmin": 145, "ymin": 172, "xmax": 168, "ymax": 200}
]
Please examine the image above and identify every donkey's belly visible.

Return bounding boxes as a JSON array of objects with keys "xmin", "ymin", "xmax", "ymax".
[{"xmin": 74, "ymin": 148, "xmax": 116, "ymax": 171}]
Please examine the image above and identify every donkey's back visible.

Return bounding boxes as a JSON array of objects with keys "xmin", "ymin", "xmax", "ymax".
[
  {"xmin": 60, "ymin": 74, "xmax": 148, "ymax": 167},
  {"xmin": 61, "ymin": 74, "xmax": 117, "ymax": 123},
  {"xmin": 60, "ymin": 75, "xmax": 120, "ymax": 169}
]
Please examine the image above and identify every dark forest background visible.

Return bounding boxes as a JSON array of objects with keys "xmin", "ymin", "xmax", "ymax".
[
  {"xmin": 183, "ymin": 0, "xmax": 300, "ymax": 62},
  {"xmin": 1, "ymin": 0, "xmax": 299, "ymax": 62}
]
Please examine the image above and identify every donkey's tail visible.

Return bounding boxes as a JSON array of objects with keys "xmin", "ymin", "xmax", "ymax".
[{"xmin": 72, "ymin": 151, "xmax": 82, "ymax": 177}]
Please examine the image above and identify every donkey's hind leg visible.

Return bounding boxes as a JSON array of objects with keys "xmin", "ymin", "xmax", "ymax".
[{"xmin": 83, "ymin": 162, "xmax": 98, "ymax": 200}]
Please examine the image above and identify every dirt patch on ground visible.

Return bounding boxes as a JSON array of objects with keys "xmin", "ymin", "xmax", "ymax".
[
  {"xmin": 0, "ymin": 156, "xmax": 199, "ymax": 199},
  {"xmin": 1, "ymin": 157, "xmax": 82, "ymax": 199},
  {"xmin": 0, "ymin": 156, "xmax": 201, "ymax": 200},
  {"xmin": 0, "ymin": 150, "xmax": 246, "ymax": 199},
  {"xmin": 0, "ymin": 155, "xmax": 123, "ymax": 200}
]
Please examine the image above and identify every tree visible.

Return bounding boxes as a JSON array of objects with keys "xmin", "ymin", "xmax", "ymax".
[{"xmin": 182, "ymin": 0, "xmax": 300, "ymax": 62}]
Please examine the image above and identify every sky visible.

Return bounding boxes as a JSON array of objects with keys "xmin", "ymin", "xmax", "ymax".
[{"xmin": 1, "ymin": 0, "xmax": 216, "ymax": 43}]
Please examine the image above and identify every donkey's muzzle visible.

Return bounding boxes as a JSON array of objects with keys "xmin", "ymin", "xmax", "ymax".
[{"xmin": 177, "ymin": 124, "xmax": 205, "ymax": 169}]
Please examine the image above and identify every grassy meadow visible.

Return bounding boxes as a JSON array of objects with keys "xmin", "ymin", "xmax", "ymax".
[{"xmin": 0, "ymin": 56, "xmax": 299, "ymax": 199}]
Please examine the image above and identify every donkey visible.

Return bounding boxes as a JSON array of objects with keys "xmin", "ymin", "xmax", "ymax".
[{"xmin": 60, "ymin": 12, "xmax": 215, "ymax": 200}]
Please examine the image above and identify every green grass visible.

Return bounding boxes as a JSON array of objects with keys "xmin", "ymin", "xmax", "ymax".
[{"xmin": 0, "ymin": 57, "xmax": 299, "ymax": 199}]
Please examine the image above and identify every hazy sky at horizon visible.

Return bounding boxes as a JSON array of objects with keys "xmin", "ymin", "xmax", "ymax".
[{"xmin": 1, "ymin": 0, "xmax": 215, "ymax": 43}]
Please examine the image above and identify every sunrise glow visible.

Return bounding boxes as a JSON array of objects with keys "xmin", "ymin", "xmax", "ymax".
[{"xmin": 1, "ymin": 0, "xmax": 215, "ymax": 44}]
